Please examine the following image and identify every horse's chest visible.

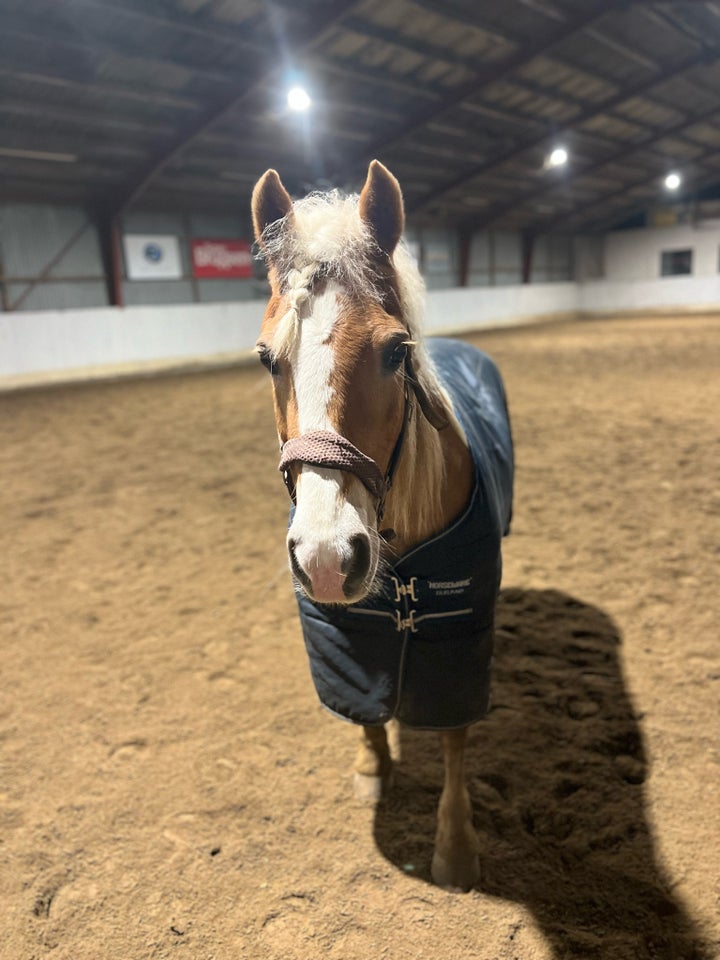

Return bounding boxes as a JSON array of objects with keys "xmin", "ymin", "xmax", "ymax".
[{"xmin": 297, "ymin": 498, "xmax": 501, "ymax": 729}]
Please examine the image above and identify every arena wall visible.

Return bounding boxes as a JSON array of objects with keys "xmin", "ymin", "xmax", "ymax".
[
  {"xmin": 1, "ymin": 277, "xmax": 718, "ymax": 390},
  {"xmin": 604, "ymin": 223, "xmax": 720, "ymax": 282},
  {"xmin": 579, "ymin": 275, "xmax": 720, "ymax": 316}
]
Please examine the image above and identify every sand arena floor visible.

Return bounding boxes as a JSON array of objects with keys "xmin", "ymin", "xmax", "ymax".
[{"xmin": 1, "ymin": 314, "xmax": 718, "ymax": 960}]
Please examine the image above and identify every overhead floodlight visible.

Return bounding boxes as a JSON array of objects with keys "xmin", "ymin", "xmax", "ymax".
[
  {"xmin": 287, "ymin": 85, "xmax": 311, "ymax": 112},
  {"xmin": 664, "ymin": 171, "xmax": 682, "ymax": 191},
  {"xmin": 548, "ymin": 146, "xmax": 568, "ymax": 168}
]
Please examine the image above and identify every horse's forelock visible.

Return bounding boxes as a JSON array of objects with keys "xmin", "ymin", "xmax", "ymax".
[{"xmin": 259, "ymin": 189, "xmax": 429, "ymax": 358}]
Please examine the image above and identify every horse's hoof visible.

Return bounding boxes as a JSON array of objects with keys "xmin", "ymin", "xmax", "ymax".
[
  {"xmin": 353, "ymin": 770, "xmax": 393, "ymax": 802},
  {"xmin": 430, "ymin": 851, "xmax": 480, "ymax": 893}
]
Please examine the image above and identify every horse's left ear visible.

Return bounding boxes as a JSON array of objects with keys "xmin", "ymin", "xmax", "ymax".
[
  {"xmin": 359, "ymin": 160, "xmax": 405, "ymax": 255},
  {"xmin": 251, "ymin": 169, "xmax": 294, "ymax": 245}
]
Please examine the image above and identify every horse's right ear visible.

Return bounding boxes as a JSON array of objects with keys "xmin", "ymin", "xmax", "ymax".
[
  {"xmin": 251, "ymin": 169, "xmax": 294, "ymax": 245},
  {"xmin": 359, "ymin": 160, "xmax": 405, "ymax": 255}
]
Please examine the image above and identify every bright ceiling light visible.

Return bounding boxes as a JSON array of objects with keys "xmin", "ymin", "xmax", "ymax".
[
  {"xmin": 287, "ymin": 85, "xmax": 311, "ymax": 112},
  {"xmin": 548, "ymin": 146, "xmax": 568, "ymax": 168},
  {"xmin": 664, "ymin": 171, "xmax": 682, "ymax": 191}
]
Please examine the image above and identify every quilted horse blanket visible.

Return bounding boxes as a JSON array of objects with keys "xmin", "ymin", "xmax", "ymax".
[{"xmin": 295, "ymin": 337, "xmax": 514, "ymax": 729}]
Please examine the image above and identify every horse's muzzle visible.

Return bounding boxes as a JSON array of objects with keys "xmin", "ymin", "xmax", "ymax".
[{"xmin": 288, "ymin": 532, "xmax": 372, "ymax": 604}]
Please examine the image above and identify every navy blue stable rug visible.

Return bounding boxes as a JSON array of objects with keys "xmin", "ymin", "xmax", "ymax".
[{"xmin": 296, "ymin": 337, "xmax": 514, "ymax": 729}]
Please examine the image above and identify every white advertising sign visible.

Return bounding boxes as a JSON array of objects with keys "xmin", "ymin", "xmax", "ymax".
[{"xmin": 123, "ymin": 234, "xmax": 182, "ymax": 280}]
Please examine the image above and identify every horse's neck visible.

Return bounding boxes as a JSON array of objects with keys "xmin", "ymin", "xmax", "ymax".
[{"xmin": 382, "ymin": 407, "xmax": 474, "ymax": 559}]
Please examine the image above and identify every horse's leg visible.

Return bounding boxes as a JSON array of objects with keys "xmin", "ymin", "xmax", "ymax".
[
  {"xmin": 353, "ymin": 725, "xmax": 393, "ymax": 801},
  {"xmin": 431, "ymin": 727, "xmax": 480, "ymax": 891}
]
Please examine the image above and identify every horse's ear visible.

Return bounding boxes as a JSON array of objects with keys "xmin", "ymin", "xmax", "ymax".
[
  {"xmin": 252, "ymin": 169, "xmax": 294, "ymax": 244},
  {"xmin": 359, "ymin": 160, "xmax": 405, "ymax": 255}
]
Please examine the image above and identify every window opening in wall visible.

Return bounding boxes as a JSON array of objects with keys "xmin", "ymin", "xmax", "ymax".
[{"xmin": 660, "ymin": 248, "xmax": 692, "ymax": 276}]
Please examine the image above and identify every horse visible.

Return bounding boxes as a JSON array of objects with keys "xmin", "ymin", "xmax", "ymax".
[{"xmin": 251, "ymin": 160, "xmax": 514, "ymax": 892}]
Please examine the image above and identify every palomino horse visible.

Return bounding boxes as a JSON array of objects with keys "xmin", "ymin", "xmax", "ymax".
[{"xmin": 251, "ymin": 161, "xmax": 513, "ymax": 891}]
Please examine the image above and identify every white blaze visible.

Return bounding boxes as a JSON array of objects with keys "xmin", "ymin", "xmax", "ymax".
[
  {"xmin": 285, "ymin": 281, "xmax": 377, "ymax": 601},
  {"xmin": 293, "ymin": 283, "xmax": 337, "ymax": 432}
]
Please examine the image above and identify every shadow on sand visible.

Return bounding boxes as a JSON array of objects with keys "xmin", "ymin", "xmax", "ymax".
[{"xmin": 372, "ymin": 588, "xmax": 709, "ymax": 960}]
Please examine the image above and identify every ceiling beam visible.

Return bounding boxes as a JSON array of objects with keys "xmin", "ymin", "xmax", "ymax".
[
  {"xmin": 0, "ymin": 97, "xmax": 178, "ymax": 138},
  {"xmin": 515, "ymin": 0, "xmax": 566, "ymax": 21},
  {"xmin": 339, "ymin": 15, "xmax": 665, "ymax": 139},
  {"xmin": 641, "ymin": 5, "xmax": 718, "ymax": 52},
  {"xmin": 0, "ymin": 66, "xmax": 201, "ymax": 114},
  {"xmin": 462, "ymin": 104, "xmax": 720, "ymax": 230},
  {"xmin": 401, "ymin": 0, "xmax": 524, "ymax": 46},
  {"xmin": 583, "ymin": 27, "xmax": 661, "ymax": 72},
  {"xmin": 334, "ymin": 0, "xmax": 629, "ymax": 177},
  {"xmin": 108, "ymin": 0, "xmax": 364, "ymax": 215},
  {"xmin": 513, "ymin": 0, "xmax": 663, "ymax": 71},
  {"xmin": 39, "ymin": 0, "xmax": 266, "ymax": 55},
  {"xmin": 315, "ymin": 58, "xmax": 442, "ymax": 102},
  {"xmin": 537, "ymin": 145, "xmax": 720, "ymax": 232},
  {"xmin": 316, "ymin": 57, "xmax": 567, "ymax": 137},
  {"xmin": 0, "ymin": 126, "xmax": 150, "ymax": 163},
  {"xmin": 339, "ymin": 16, "xmax": 507, "ymax": 74},
  {"xmin": 408, "ymin": 50, "xmax": 716, "ymax": 214},
  {"xmin": 404, "ymin": 0, "xmax": 713, "ymax": 138},
  {"xmin": 0, "ymin": 19, "xmax": 264, "ymax": 92}
]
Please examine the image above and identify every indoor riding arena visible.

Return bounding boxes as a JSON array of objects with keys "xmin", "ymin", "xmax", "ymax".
[{"xmin": 1, "ymin": 4, "xmax": 719, "ymax": 960}]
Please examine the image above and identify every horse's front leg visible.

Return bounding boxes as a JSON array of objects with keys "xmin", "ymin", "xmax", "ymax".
[
  {"xmin": 432, "ymin": 727, "xmax": 480, "ymax": 892},
  {"xmin": 353, "ymin": 724, "xmax": 394, "ymax": 801}
]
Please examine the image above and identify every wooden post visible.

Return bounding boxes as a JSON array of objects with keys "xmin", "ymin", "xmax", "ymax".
[
  {"xmin": 522, "ymin": 229, "xmax": 535, "ymax": 285},
  {"xmin": 111, "ymin": 219, "xmax": 124, "ymax": 307},
  {"xmin": 98, "ymin": 214, "xmax": 124, "ymax": 307},
  {"xmin": 0, "ymin": 243, "xmax": 9, "ymax": 313},
  {"xmin": 458, "ymin": 226, "xmax": 472, "ymax": 288}
]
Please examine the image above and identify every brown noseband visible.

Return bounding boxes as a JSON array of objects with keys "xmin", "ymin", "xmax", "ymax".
[
  {"xmin": 278, "ymin": 389, "xmax": 413, "ymax": 536},
  {"xmin": 279, "ymin": 431, "xmax": 387, "ymax": 500}
]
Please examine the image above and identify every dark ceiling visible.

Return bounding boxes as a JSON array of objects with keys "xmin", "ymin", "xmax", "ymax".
[{"xmin": 1, "ymin": 0, "xmax": 719, "ymax": 234}]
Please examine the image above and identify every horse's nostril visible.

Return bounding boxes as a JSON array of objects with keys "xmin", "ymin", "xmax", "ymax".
[
  {"xmin": 352, "ymin": 534, "xmax": 371, "ymax": 570},
  {"xmin": 287, "ymin": 537, "xmax": 312, "ymax": 593},
  {"xmin": 343, "ymin": 534, "xmax": 371, "ymax": 597}
]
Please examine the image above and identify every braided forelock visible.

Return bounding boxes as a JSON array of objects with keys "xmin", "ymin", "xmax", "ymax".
[
  {"xmin": 258, "ymin": 191, "xmax": 391, "ymax": 357},
  {"xmin": 256, "ymin": 188, "xmax": 443, "ymax": 399}
]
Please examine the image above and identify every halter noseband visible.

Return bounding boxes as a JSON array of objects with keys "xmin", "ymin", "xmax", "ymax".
[{"xmin": 278, "ymin": 387, "xmax": 413, "ymax": 537}]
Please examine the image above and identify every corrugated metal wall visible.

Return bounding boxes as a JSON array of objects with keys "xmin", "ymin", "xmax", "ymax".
[
  {"xmin": 0, "ymin": 205, "xmax": 107, "ymax": 311},
  {"xmin": 120, "ymin": 210, "xmax": 266, "ymax": 306},
  {"xmin": 0, "ymin": 203, "xmax": 576, "ymax": 312},
  {"xmin": 0, "ymin": 204, "xmax": 265, "ymax": 312},
  {"xmin": 409, "ymin": 226, "xmax": 573, "ymax": 288},
  {"xmin": 533, "ymin": 235, "xmax": 574, "ymax": 283}
]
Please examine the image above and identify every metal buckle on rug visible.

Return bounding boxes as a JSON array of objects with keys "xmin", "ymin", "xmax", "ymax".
[
  {"xmin": 390, "ymin": 576, "xmax": 418, "ymax": 603},
  {"xmin": 394, "ymin": 610, "xmax": 418, "ymax": 633}
]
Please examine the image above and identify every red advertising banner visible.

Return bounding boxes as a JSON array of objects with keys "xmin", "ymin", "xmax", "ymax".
[{"xmin": 191, "ymin": 239, "xmax": 253, "ymax": 278}]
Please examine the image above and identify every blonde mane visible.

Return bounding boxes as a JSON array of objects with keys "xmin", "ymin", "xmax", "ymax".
[{"xmin": 258, "ymin": 189, "xmax": 466, "ymax": 545}]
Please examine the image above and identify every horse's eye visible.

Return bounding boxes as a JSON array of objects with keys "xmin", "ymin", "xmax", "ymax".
[
  {"xmin": 385, "ymin": 342, "xmax": 408, "ymax": 370},
  {"xmin": 258, "ymin": 348, "xmax": 278, "ymax": 375}
]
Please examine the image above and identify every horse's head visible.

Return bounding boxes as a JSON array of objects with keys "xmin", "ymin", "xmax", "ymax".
[{"xmin": 252, "ymin": 161, "xmax": 449, "ymax": 605}]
